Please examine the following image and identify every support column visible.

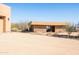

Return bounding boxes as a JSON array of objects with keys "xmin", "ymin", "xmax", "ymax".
[{"xmin": 3, "ymin": 16, "xmax": 6, "ymax": 32}]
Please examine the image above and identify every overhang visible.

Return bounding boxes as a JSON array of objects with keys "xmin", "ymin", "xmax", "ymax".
[{"xmin": 31, "ymin": 22, "xmax": 67, "ymax": 26}]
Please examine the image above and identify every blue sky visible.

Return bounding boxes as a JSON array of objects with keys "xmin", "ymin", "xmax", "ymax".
[{"xmin": 5, "ymin": 3, "xmax": 79, "ymax": 24}]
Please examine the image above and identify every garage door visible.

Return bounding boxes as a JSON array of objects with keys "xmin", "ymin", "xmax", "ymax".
[{"xmin": 0, "ymin": 17, "xmax": 4, "ymax": 32}]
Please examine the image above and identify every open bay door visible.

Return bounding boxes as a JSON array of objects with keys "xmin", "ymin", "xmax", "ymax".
[{"xmin": 0, "ymin": 16, "xmax": 5, "ymax": 32}]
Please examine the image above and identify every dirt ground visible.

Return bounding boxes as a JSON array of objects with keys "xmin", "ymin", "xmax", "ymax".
[{"xmin": 0, "ymin": 32, "xmax": 79, "ymax": 55}]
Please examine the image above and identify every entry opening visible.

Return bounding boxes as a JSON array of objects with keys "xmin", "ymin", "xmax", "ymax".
[
  {"xmin": 0, "ymin": 16, "xmax": 4, "ymax": 19},
  {"xmin": 46, "ymin": 26, "xmax": 55, "ymax": 32},
  {"xmin": 0, "ymin": 16, "xmax": 6, "ymax": 32},
  {"xmin": 51, "ymin": 26, "xmax": 55, "ymax": 32},
  {"xmin": 29, "ymin": 25, "xmax": 34, "ymax": 32}
]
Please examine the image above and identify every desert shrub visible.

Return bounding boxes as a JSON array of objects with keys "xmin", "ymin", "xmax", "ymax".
[
  {"xmin": 11, "ymin": 21, "xmax": 32, "ymax": 32},
  {"xmin": 66, "ymin": 23, "xmax": 76, "ymax": 37},
  {"xmin": 18, "ymin": 22, "xmax": 28, "ymax": 31},
  {"xmin": 11, "ymin": 23, "xmax": 19, "ymax": 32},
  {"xmin": 76, "ymin": 22, "xmax": 79, "ymax": 32},
  {"xmin": 11, "ymin": 27, "xmax": 18, "ymax": 32},
  {"xmin": 19, "ymin": 21, "xmax": 32, "ymax": 32}
]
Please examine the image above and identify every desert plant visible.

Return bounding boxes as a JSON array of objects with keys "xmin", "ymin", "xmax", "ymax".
[
  {"xmin": 11, "ymin": 23, "xmax": 19, "ymax": 31},
  {"xmin": 11, "ymin": 21, "xmax": 32, "ymax": 32},
  {"xmin": 17, "ymin": 22, "xmax": 28, "ymax": 31},
  {"xmin": 66, "ymin": 23, "xmax": 76, "ymax": 38},
  {"xmin": 17, "ymin": 21, "xmax": 32, "ymax": 32},
  {"xmin": 76, "ymin": 22, "xmax": 79, "ymax": 32},
  {"xmin": 27, "ymin": 21, "xmax": 32, "ymax": 31},
  {"xmin": 76, "ymin": 22, "xmax": 79, "ymax": 27}
]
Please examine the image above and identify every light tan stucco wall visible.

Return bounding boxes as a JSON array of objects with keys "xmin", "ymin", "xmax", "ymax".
[
  {"xmin": 0, "ymin": 4, "xmax": 11, "ymax": 32},
  {"xmin": 32, "ymin": 25, "xmax": 66, "ymax": 33},
  {"xmin": 33, "ymin": 25, "xmax": 46, "ymax": 33},
  {"xmin": 55, "ymin": 26, "xmax": 66, "ymax": 32},
  {"xmin": 34, "ymin": 28, "xmax": 46, "ymax": 33}
]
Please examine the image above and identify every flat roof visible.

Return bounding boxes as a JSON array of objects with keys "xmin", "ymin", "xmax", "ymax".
[{"xmin": 31, "ymin": 22, "xmax": 67, "ymax": 26}]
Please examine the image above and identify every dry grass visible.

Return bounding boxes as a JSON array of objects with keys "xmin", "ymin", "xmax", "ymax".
[{"xmin": 0, "ymin": 32, "xmax": 79, "ymax": 54}]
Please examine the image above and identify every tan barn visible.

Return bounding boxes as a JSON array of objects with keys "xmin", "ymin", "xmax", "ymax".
[
  {"xmin": 0, "ymin": 4, "xmax": 11, "ymax": 32},
  {"xmin": 31, "ymin": 22, "xmax": 67, "ymax": 33}
]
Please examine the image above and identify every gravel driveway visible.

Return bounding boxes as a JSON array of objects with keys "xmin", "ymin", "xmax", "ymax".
[{"xmin": 0, "ymin": 32, "xmax": 79, "ymax": 55}]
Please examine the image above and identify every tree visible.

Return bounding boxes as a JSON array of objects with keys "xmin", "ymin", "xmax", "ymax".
[
  {"xmin": 66, "ymin": 23, "xmax": 76, "ymax": 38},
  {"xmin": 11, "ymin": 21, "xmax": 32, "ymax": 32},
  {"xmin": 18, "ymin": 22, "xmax": 28, "ymax": 31},
  {"xmin": 77, "ymin": 22, "xmax": 79, "ymax": 27},
  {"xmin": 11, "ymin": 23, "xmax": 19, "ymax": 31},
  {"xmin": 27, "ymin": 21, "xmax": 32, "ymax": 31},
  {"xmin": 76, "ymin": 22, "xmax": 79, "ymax": 31},
  {"xmin": 18, "ymin": 21, "xmax": 32, "ymax": 32}
]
